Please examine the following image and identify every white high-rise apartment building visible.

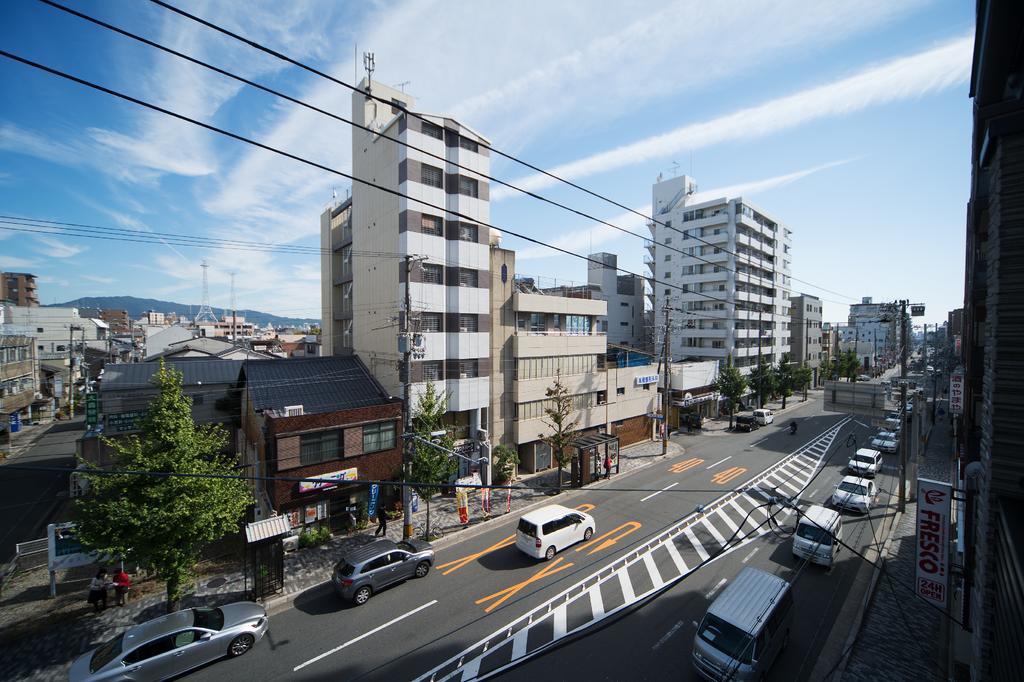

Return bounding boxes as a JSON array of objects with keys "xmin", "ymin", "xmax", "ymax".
[
  {"xmin": 320, "ymin": 78, "xmax": 492, "ymax": 447},
  {"xmin": 647, "ymin": 175, "xmax": 793, "ymax": 373},
  {"xmin": 587, "ymin": 252, "xmax": 647, "ymax": 349}
]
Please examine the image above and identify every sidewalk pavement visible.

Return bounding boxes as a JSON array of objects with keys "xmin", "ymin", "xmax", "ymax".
[
  {"xmin": 1, "ymin": 418, "xmax": 57, "ymax": 459},
  {"xmin": 838, "ymin": 403, "xmax": 954, "ymax": 682},
  {"xmin": 0, "ymin": 436, "xmax": 684, "ymax": 682}
]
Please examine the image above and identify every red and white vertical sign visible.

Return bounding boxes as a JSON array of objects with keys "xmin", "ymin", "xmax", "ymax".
[
  {"xmin": 949, "ymin": 370, "xmax": 964, "ymax": 415},
  {"xmin": 915, "ymin": 478, "xmax": 951, "ymax": 609}
]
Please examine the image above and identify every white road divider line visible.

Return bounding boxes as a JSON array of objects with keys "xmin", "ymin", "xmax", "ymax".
[
  {"xmin": 706, "ymin": 578, "xmax": 728, "ymax": 601},
  {"xmin": 652, "ymin": 620, "xmax": 686, "ymax": 651},
  {"xmin": 293, "ymin": 600, "xmax": 438, "ymax": 671},
  {"xmin": 741, "ymin": 547, "xmax": 760, "ymax": 564},
  {"xmin": 706, "ymin": 455, "xmax": 733, "ymax": 469},
  {"xmin": 640, "ymin": 481, "xmax": 678, "ymax": 502}
]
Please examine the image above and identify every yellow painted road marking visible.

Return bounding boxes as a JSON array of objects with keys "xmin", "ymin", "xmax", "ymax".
[
  {"xmin": 436, "ymin": 535, "xmax": 516, "ymax": 575},
  {"xmin": 475, "ymin": 557, "xmax": 575, "ymax": 613},
  {"xmin": 575, "ymin": 521, "xmax": 642, "ymax": 555},
  {"xmin": 711, "ymin": 467, "xmax": 747, "ymax": 485},
  {"xmin": 575, "ymin": 503, "xmax": 596, "ymax": 514},
  {"xmin": 669, "ymin": 458, "xmax": 705, "ymax": 473}
]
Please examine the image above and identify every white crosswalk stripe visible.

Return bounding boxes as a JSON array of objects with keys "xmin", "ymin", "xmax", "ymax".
[{"xmin": 418, "ymin": 416, "xmax": 853, "ymax": 682}]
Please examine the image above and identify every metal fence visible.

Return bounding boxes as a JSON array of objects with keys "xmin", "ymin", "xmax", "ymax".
[{"xmin": 0, "ymin": 537, "xmax": 47, "ymax": 594}]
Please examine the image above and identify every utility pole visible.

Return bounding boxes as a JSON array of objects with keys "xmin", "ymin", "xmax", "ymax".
[
  {"xmin": 402, "ymin": 255, "xmax": 415, "ymax": 539},
  {"xmin": 898, "ymin": 300, "xmax": 908, "ymax": 513},
  {"xmin": 661, "ymin": 301, "xmax": 671, "ymax": 455},
  {"xmin": 67, "ymin": 325, "xmax": 76, "ymax": 416}
]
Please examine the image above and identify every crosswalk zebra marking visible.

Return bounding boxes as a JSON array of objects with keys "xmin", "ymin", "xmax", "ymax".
[
  {"xmin": 700, "ymin": 517, "xmax": 729, "ymax": 547},
  {"xmin": 618, "ymin": 567, "xmax": 636, "ymax": 603},
  {"xmin": 663, "ymin": 539, "xmax": 688, "ymax": 574},
  {"xmin": 684, "ymin": 527, "xmax": 711, "ymax": 562},
  {"xmin": 642, "ymin": 552, "xmax": 665, "ymax": 589}
]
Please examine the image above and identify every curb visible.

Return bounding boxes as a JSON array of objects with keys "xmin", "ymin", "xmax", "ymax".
[{"xmin": 263, "ymin": 441, "xmax": 686, "ymax": 616}]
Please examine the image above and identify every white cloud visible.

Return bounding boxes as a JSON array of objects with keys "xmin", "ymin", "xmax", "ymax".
[
  {"xmin": 82, "ymin": 275, "xmax": 116, "ymax": 284},
  {"xmin": 515, "ymin": 160, "xmax": 852, "ymax": 260},
  {"xmin": 494, "ymin": 34, "xmax": 973, "ymax": 199},
  {"xmin": 32, "ymin": 235, "xmax": 88, "ymax": 258},
  {"xmin": 0, "ymin": 255, "xmax": 38, "ymax": 269}
]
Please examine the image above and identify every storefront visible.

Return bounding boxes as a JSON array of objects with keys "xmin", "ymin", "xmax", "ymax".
[{"xmin": 671, "ymin": 389, "xmax": 720, "ymax": 429}]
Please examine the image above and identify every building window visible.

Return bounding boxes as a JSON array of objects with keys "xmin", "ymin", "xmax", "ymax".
[
  {"xmin": 664, "ymin": 254, "xmax": 671, "ymax": 261},
  {"xmin": 664, "ymin": 237, "xmax": 672, "ymax": 244},
  {"xmin": 36, "ymin": 327, "xmax": 44, "ymax": 333},
  {"xmin": 616, "ymin": 387, "xmax": 626, "ymax": 396},
  {"xmin": 458, "ymin": 224, "xmax": 478, "ymax": 242},
  {"xmin": 422, "ymin": 361, "xmax": 442, "ymax": 381},
  {"xmin": 421, "ymin": 214, "xmax": 443, "ymax": 236},
  {"xmin": 458, "ymin": 269, "xmax": 478, "ymax": 287},
  {"xmin": 459, "ymin": 314, "xmax": 478, "ymax": 332},
  {"xmin": 422, "ymin": 264, "xmax": 443, "ymax": 284},
  {"xmin": 420, "ymin": 313, "xmax": 442, "ymax": 332},
  {"xmin": 421, "ymin": 121, "xmax": 444, "ymax": 140},
  {"xmin": 664, "ymin": 272, "xmax": 671, "ymax": 278},
  {"xmin": 459, "ymin": 359, "xmax": 479, "ymax": 378},
  {"xmin": 458, "ymin": 136, "xmax": 478, "ymax": 152},
  {"xmin": 458, "ymin": 176, "xmax": 479, "ymax": 198},
  {"xmin": 299, "ymin": 430, "xmax": 341, "ymax": 465},
  {"xmin": 421, "ymin": 164, "xmax": 443, "ymax": 188},
  {"xmin": 363, "ymin": 422, "xmax": 397, "ymax": 453}
]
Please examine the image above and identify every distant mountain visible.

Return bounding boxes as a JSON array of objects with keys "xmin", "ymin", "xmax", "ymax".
[{"xmin": 48, "ymin": 296, "xmax": 319, "ymax": 328}]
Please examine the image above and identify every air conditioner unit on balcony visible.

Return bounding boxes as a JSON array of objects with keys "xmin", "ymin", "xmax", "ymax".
[{"xmin": 284, "ymin": 405, "xmax": 304, "ymax": 417}]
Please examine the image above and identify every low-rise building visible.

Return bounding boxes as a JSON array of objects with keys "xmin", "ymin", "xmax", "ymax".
[
  {"xmin": 1, "ymin": 332, "xmax": 41, "ymax": 436},
  {"xmin": 240, "ymin": 356, "xmax": 402, "ymax": 533},
  {"xmin": 790, "ymin": 293, "xmax": 823, "ymax": 385},
  {"xmin": 662, "ymin": 360, "xmax": 721, "ymax": 428}
]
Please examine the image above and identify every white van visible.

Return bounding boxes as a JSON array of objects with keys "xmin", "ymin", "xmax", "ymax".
[
  {"xmin": 792, "ymin": 505, "xmax": 842, "ymax": 567},
  {"xmin": 753, "ymin": 409, "xmax": 774, "ymax": 425},
  {"xmin": 692, "ymin": 567, "xmax": 794, "ymax": 681},
  {"xmin": 515, "ymin": 504, "xmax": 596, "ymax": 561}
]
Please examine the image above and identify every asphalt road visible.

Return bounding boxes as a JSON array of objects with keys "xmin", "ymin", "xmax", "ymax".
[
  {"xmin": 182, "ymin": 399, "xmax": 896, "ymax": 682},
  {"xmin": 0, "ymin": 418, "xmax": 80, "ymax": 560}
]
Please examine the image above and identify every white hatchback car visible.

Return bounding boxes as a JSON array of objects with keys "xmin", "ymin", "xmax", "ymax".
[
  {"xmin": 847, "ymin": 448, "xmax": 883, "ymax": 478},
  {"xmin": 516, "ymin": 504, "xmax": 596, "ymax": 560},
  {"xmin": 832, "ymin": 476, "xmax": 877, "ymax": 514}
]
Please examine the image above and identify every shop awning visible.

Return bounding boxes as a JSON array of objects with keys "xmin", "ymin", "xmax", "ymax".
[{"xmin": 245, "ymin": 514, "xmax": 292, "ymax": 543}]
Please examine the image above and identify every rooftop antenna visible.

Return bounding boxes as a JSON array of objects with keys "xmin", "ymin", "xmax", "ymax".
[
  {"xmin": 363, "ymin": 52, "xmax": 375, "ymax": 98},
  {"xmin": 669, "ymin": 160, "xmax": 680, "ymax": 177},
  {"xmin": 193, "ymin": 260, "xmax": 219, "ymax": 325},
  {"xmin": 395, "ymin": 81, "xmax": 410, "ymax": 92}
]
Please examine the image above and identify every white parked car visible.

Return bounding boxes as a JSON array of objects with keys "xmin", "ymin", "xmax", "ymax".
[
  {"xmin": 871, "ymin": 436, "xmax": 898, "ymax": 454},
  {"xmin": 516, "ymin": 504, "xmax": 596, "ymax": 560},
  {"xmin": 847, "ymin": 448, "xmax": 883, "ymax": 478},
  {"xmin": 832, "ymin": 476, "xmax": 877, "ymax": 514},
  {"xmin": 753, "ymin": 408, "xmax": 774, "ymax": 425},
  {"xmin": 857, "ymin": 374, "xmax": 871, "ymax": 382}
]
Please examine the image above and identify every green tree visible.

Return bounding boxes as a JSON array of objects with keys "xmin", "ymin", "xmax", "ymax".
[
  {"xmin": 793, "ymin": 363, "xmax": 814, "ymax": 400},
  {"xmin": 409, "ymin": 382, "xmax": 457, "ymax": 539},
  {"xmin": 539, "ymin": 372, "xmax": 580, "ymax": 494},
  {"xmin": 775, "ymin": 354, "xmax": 795, "ymax": 409},
  {"xmin": 749, "ymin": 360, "xmax": 778, "ymax": 407},
  {"xmin": 492, "ymin": 444, "xmax": 520, "ymax": 485},
  {"xmin": 714, "ymin": 355, "xmax": 748, "ymax": 429},
  {"xmin": 75, "ymin": 361, "xmax": 251, "ymax": 613},
  {"xmin": 840, "ymin": 349, "xmax": 860, "ymax": 381}
]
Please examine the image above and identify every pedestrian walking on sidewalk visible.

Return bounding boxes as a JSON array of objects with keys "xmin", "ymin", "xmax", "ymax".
[
  {"xmin": 604, "ymin": 454, "xmax": 612, "ymax": 479},
  {"xmin": 87, "ymin": 568, "xmax": 111, "ymax": 612},
  {"xmin": 374, "ymin": 511, "xmax": 388, "ymax": 537},
  {"xmin": 113, "ymin": 568, "xmax": 132, "ymax": 606}
]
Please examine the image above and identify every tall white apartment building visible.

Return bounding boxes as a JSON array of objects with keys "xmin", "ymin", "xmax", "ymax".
[
  {"xmin": 647, "ymin": 175, "xmax": 793, "ymax": 373},
  {"xmin": 320, "ymin": 78, "xmax": 492, "ymax": 455},
  {"xmin": 587, "ymin": 252, "xmax": 647, "ymax": 349}
]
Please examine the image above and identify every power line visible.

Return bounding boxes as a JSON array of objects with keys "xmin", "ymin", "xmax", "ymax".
[
  {"xmin": 0, "ymin": 48, "xmax": 745, "ymax": 313},
  {"xmin": 141, "ymin": 0, "xmax": 855, "ymax": 304}
]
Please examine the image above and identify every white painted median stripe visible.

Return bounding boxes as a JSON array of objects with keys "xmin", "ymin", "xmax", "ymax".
[
  {"xmin": 652, "ymin": 620, "xmax": 686, "ymax": 651},
  {"xmin": 293, "ymin": 599, "xmax": 437, "ymax": 671},
  {"xmin": 706, "ymin": 455, "xmax": 732, "ymax": 470},
  {"xmin": 706, "ymin": 578, "xmax": 728, "ymax": 601},
  {"xmin": 640, "ymin": 481, "xmax": 678, "ymax": 502}
]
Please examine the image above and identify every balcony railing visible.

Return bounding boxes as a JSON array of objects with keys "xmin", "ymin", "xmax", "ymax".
[{"xmin": 514, "ymin": 330, "xmax": 606, "ymax": 337}]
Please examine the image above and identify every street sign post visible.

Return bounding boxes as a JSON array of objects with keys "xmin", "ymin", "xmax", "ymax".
[{"xmin": 85, "ymin": 393, "xmax": 99, "ymax": 428}]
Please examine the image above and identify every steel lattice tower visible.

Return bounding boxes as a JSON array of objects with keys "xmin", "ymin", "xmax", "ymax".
[{"xmin": 193, "ymin": 260, "xmax": 219, "ymax": 325}]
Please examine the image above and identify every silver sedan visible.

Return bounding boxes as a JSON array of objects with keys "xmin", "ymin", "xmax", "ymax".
[{"xmin": 69, "ymin": 602, "xmax": 268, "ymax": 681}]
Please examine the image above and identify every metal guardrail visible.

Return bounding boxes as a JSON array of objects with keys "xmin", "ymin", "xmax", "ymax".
[{"xmin": 0, "ymin": 537, "xmax": 48, "ymax": 594}]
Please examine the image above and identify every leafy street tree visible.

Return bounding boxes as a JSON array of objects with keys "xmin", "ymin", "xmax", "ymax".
[
  {"xmin": 793, "ymin": 363, "xmax": 815, "ymax": 400},
  {"xmin": 539, "ymin": 372, "xmax": 580, "ymax": 494},
  {"xmin": 775, "ymin": 354, "xmax": 795, "ymax": 409},
  {"xmin": 841, "ymin": 349, "xmax": 861, "ymax": 381},
  {"xmin": 409, "ymin": 382, "xmax": 457, "ymax": 539},
  {"xmin": 749, "ymin": 360, "xmax": 778, "ymax": 407},
  {"xmin": 492, "ymin": 444, "xmax": 520, "ymax": 485},
  {"xmin": 75, "ymin": 361, "xmax": 251, "ymax": 613},
  {"xmin": 715, "ymin": 355, "xmax": 748, "ymax": 429}
]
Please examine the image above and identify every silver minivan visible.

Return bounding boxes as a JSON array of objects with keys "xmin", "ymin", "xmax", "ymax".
[
  {"xmin": 792, "ymin": 504, "xmax": 842, "ymax": 567},
  {"xmin": 692, "ymin": 567, "xmax": 793, "ymax": 681}
]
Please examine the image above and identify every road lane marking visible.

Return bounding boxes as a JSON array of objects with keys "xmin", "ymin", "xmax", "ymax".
[
  {"xmin": 293, "ymin": 600, "xmax": 437, "ymax": 671},
  {"xmin": 664, "ymin": 540, "xmax": 688, "ymax": 574},
  {"xmin": 511, "ymin": 628, "xmax": 529, "ymax": 660},
  {"xmin": 553, "ymin": 603, "xmax": 568, "ymax": 640},
  {"xmin": 741, "ymin": 547, "xmax": 760, "ymax": 564},
  {"xmin": 640, "ymin": 482, "xmax": 678, "ymax": 502},
  {"xmin": 718, "ymin": 507, "xmax": 740, "ymax": 534},
  {"xmin": 683, "ymin": 527, "xmax": 711, "ymax": 562},
  {"xmin": 706, "ymin": 578, "xmax": 728, "ymax": 600},
  {"xmin": 809, "ymin": 488, "xmax": 820, "ymax": 498},
  {"xmin": 700, "ymin": 518, "xmax": 728, "ymax": 547},
  {"xmin": 475, "ymin": 557, "xmax": 574, "ymax": 613},
  {"xmin": 435, "ymin": 534, "xmax": 516, "ymax": 575},
  {"xmin": 652, "ymin": 620, "xmax": 686, "ymax": 651},
  {"xmin": 576, "ymin": 522, "xmax": 642, "ymax": 555},
  {"xmin": 618, "ymin": 568, "xmax": 636, "ymax": 602},
  {"xmin": 575, "ymin": 503, "xmax": 596, "ymax": 514},
  {"xmin": 706, "ymin": 455, "xmax": 732, "ymax": 470},
  {"xmin": 711, "ymin": 466, "xmax": 747, "ymax": 485},
  {"xmin": 642, "ymin": 552, "xmax": 665, "ymax": 589},
  {"xmin": 589, "ymin": 585, "xmax": 605, "ymax": 619},
  {"xmin": 669, "ymin": 457, "xmax": 704, "ymax": 473}
]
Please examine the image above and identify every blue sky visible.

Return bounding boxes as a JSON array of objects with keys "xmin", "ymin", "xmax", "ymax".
[{"xmin": 0, "ymin": 0, "xmax": 973, "ymax": 325}]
